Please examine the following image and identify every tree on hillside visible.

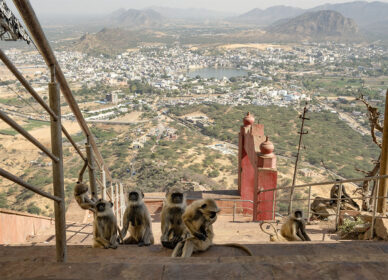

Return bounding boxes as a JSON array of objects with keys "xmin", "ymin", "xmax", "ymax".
[{"xmin": 356, "ymin": 94, "xmax": 383, "ymax": 211}]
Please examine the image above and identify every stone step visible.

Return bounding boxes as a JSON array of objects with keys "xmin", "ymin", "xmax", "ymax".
[
  {"xmin": 1, "ymin": 242, "xmax": 387, "ymax": 261},
  {"xmin": 1, "ymin": 260, "xmax": 388, "ymax": 280},
  {"xmin": 1, "ymin": 243, "xmax": 388, "ymax": 279}
]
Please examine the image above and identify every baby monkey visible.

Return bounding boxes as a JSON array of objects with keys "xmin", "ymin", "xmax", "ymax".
[{"xmin": 74, "ymin": 181, "xmax": 96, "ymax": 212}]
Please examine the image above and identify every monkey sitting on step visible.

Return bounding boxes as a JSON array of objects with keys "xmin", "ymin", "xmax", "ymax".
[
  {"xmin": 121, "ymin": 189, "xmax": 154, "ymax": 246},
  {"xmin": 161, "ymin": 187, "xmax": 187, "ymax": 249},
  {"xmin": 172, "ymin": 198, "xmax": 253, "ymax": 257},
  {"xmin": 280, "ymin": 210, "xmax": 311, "ymax": 241},
  {"xmin": 93, "ymin": 199, "xmax": 121, "ymax": 249}
]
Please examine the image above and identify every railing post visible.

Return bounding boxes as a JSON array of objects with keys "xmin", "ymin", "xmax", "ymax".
[
  {"xmin": 233, "ymin": 202, "xmax": 236, "ymax": 222},
  {"xmin": 307, "ymin": 185, "xmax": 312, "ymax": 222},
  {"xmin": 370, "ymin": 179, "xmax": 379, "ymax": 239},
  {"xmin": 101, "ymin": 166, "xmax": 106, "ymax": 200},
  {"xmin": 110, "ymin": 182, "xmax": 114, "ymax": 203},
  {"xmin": 85, "ymin": 139, "xmax": 98, "ymax": 201},
  {"xmin": 49, "ymin": 66, "xmax": 67, "ymax": 262},
  {"xmin": 115, "ymin": 183, "xmax": 119, "ymax": 222},
  {"xmin": 335, "ymin": 183, "xmax": 343, "ymax": 231},
  {"xmin": 119, "ymin": 183, "xmax": 125, "ymax": 228},
  {"xmin": 272, "ymin": 188, "xmax": 276, "ymax": 220},
  {"xmin": 378, "ymin": 89, "xmax": 388, "ymax": 215}
]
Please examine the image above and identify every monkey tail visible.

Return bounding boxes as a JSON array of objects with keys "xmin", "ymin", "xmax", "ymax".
[
  {"xmin": 214, "ymin": 244, "xmax": 253, "ymax": 256},
  {"xmin": 259, "ymin": 222, "xmax": 280, "ymax": 240}
]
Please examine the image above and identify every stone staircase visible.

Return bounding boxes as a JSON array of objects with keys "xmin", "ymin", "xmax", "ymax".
[{"xmin": 1, "ymin": 242, "xmax": 388, "ymax": 279}]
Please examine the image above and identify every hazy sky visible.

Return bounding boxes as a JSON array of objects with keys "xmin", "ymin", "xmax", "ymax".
[{"xmin": 15, "ymin": 0, "xmax": 388, "ymax": 15}]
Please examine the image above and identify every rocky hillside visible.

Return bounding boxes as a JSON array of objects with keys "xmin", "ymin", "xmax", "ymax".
[{"xmin": 267, "ymin": 10, "xmax": 359, "ymax": 40}]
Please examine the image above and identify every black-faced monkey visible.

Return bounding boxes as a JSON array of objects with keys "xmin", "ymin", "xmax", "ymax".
[
  {"xmin": 172, "ymin": 198, "xmax": 252, "ymax": 257},
  {"xmin": 93, "ymin": 199, "xmax": 121, "ymax": 249},
  {"xmin": 121, "ymin": 189, "xmax": 154, "ymax": 246},
  {"xmin": 280, "ymin": 210, "xmax": 311, "ymax": 241},
  {"xmin": 161, "ymin": 187, "xmax": 187, "ymax": 249}
]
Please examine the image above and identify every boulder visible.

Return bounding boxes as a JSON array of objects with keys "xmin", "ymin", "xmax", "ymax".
[{"xmin": 374, "ymin": 217, "xmax": 388, "ymax": 240}]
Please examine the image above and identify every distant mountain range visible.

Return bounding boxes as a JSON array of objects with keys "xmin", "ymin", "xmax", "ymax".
[
  {"xmin": 105, "ymin": 8, "xmax": 166, "ymax": 28},
  {"xmin": 231, "ymin": 6, "xmax": 305, "ymax": 25},
  {"xmin": 71, "ymin": 1, "xmax": 388, "ymax": 54},
  {"xmin": 232, "ymin": 1, "xmax": 388, "ymax": 27},
  {"xmin": 266, "ymin": 10, "xmax": 359, "ymax": 40},
  {"xmin": 232, "ymin": 1, "xmax": 388, "ymax": 37},
  {"xmin": 149, "ymin": 6, "xmax": 235, "ymax": 20}
]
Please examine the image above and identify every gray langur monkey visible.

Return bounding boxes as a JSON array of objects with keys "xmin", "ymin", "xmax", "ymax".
[
  {"xmin": 330, "ymin": 180, "xmax": 360, "ymax": 210},
  {"xmin": 172, "ymin": 198, "xmax": 253, "ymax": 257},
  {"xmin": 121, "ymin": 189, "xmax": 154, "ymax": 246},
  {"xmin": 93, "ymin": 199, "xmax": 122, "ymax": 249},
  {"xmin": 160, "ymin": 187, "xmax": 187, "ymax": 249},
  {"xmin": 74, "ymin": 181, "xmax": 96, "ymax": 212},
  {"xmin": 280, "ymin": 210, "xmax": 311, "ymax": 241},
  {"xmin": 74, "ymin": 159, "xmax": 96, "ymax": 211}
]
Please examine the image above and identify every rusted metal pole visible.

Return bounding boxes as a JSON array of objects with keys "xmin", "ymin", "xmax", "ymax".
[
  {"xmin": 335, "ymin": 184, "xmax": 343, "ymax": 231},
  {"xmin": 307, "ymin": 185, "xmax": 312, "ymax": 222},
  {"xmin": 0, "ymin": 167, "xmax": 61, "ymax": 202},
  {"xmin": 378, "ymin": 90, "xmax": 388, "ymax": 214},
  {"xmin": 233, "ymin": 201, "xmax": 236, "ymax": 222},
  {"xmin": 288, "ymin": 105, "xmax": 309, "ymax": 215},
  {"xmin": 0, "ymin": 110, "xmax": 59, "ymax": 162},
  {"xmin": 272, "ymin": 189, "xmax": 276, "ymax": 220},
  {"xmin": 49, "ymin": 69, "xmax": 67, "ymax": 262},
  {"xmin": 0, "ymin": 48, "xmax": 57, "ymax": 120},
  {"xmin": 85, "ymin": 140, "xmax": 98, "ymax": 201},
  {"xmin": 370, "ymin": 179, "xmax": 379, "ymax": 239}
]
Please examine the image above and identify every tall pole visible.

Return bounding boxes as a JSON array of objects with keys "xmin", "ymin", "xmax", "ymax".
[
  {"xmin": 49, "ymin": 66, "xmax": 67, "ymax": 262},
  {"xmin": 101, "ymin": 166, "xmax": 106, "ymax": 200},
  {"xmin": 378, "ymin": 90, "xmax": 388, "ymax": 214},
  {"xmin": 86, "ymin": 139, "xmax": 98, "ymax": 201},
  {"xmin": 288, "ymin": 105, "xmax": 309, "ymax": 215}
]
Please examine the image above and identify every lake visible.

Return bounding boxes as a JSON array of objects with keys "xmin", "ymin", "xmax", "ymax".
[{"xmin": 187, "ymin": 68, "xmax": 248, "ymax": 79}]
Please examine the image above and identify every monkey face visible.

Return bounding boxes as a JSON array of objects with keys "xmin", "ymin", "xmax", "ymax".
[
  {"xmin": 95, "ymin": 200, "xmax": 113, "ymax": 212},
  {"xmin": 209, "ymin": 211, "xmax": 217, "ymax": 219},
  {"xmin": 128, "ymin": 190, "xmax": 144, "ymax": 202},
  {"xmin": 171, "ymin": 193, "xmax": 183, "ymax": 204},
  {"xmin": 294, "ymin": 210, "xmax": 303, "ymax": 219},
  {"xmin": 200, "ymin": 199, "xmax": 220, "ymax": 223}
]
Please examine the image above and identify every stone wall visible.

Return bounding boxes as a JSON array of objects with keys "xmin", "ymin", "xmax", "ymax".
[{"xmin": 0, "ymin": 208, "xmax": 53, "ymax": 244}]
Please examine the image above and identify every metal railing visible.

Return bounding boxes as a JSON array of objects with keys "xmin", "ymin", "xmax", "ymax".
[
  {"xmin": 258, "ymin": 175, "xmax": 388, "ymax": 239},
  {"xmin": 0, "ymin": 0, "xmax": 124, "ymax": 262},
  {"xmin": 143, "ymin": 196, "xmax": 254, "ymax": 222}
]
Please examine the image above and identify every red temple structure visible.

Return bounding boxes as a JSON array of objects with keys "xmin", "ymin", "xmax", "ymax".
[{"xmin": 238, "ymin": 112, "xmax": 277, "ymax": 221}]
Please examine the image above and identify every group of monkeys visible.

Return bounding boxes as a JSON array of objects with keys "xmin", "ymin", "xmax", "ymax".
[
  {"xmin": 75, "ymin": 183, "xmax": 253, "ymax": 257},
  {"xmin": 75, "ymin": 171, "xmax": 361, "ymax": 251}
]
